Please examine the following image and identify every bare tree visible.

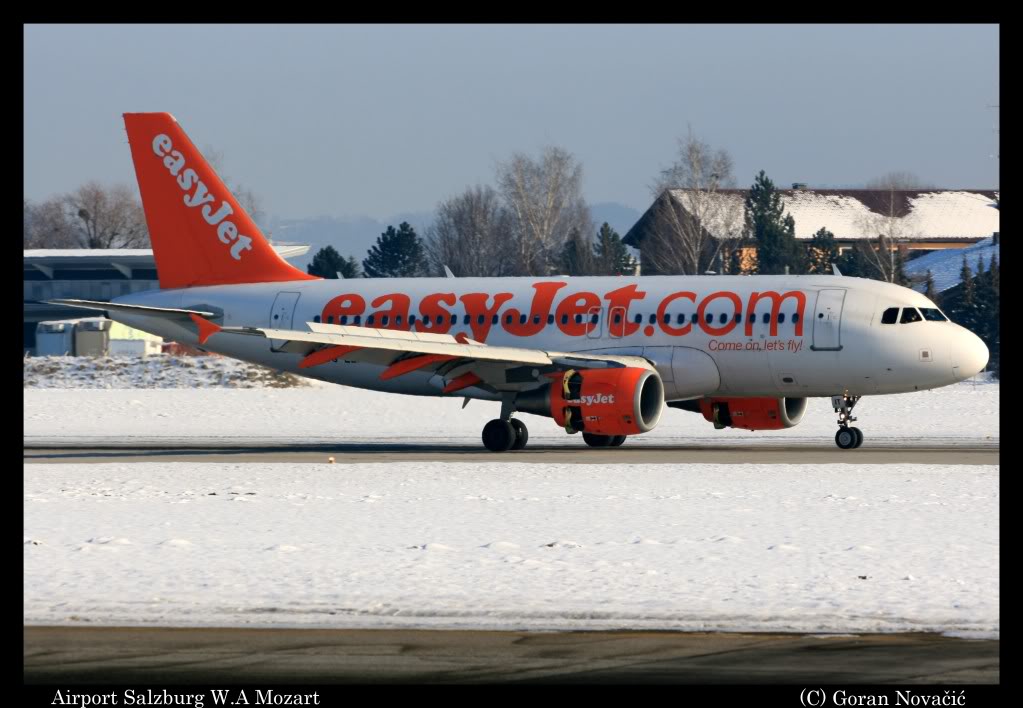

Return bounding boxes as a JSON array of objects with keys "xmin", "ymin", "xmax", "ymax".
[
  {"xmin": 495, "ymin": 146, "xmax": 592, "ymax": 276},
  {"xmin": 854, "ymin": 172, "xmax": 929, "ymax": 283},
  {"xmin": 641, "ymin": 130, "xmax": 743, "ymax": 274},
  {"xmin": 424, "ymin": 185, "xmax": 515, "ymax": 277},
  {"xmin": 24, "ymin": 197, "xmax": 76, "ymax": 249},
  {"xmin": 65, "ymin": 182, "xmax": 150, "ymax": 249}
]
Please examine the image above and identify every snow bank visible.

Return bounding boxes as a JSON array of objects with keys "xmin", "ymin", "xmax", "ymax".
[
  {"xmin": 23, "ymin": 462, "xmax": 998, "ymax": 635},
  {"xmin": 24, "ymin": 355, "xmax": 315, "ymax": 389}
]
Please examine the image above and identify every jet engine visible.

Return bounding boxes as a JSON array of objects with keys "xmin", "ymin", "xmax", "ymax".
[
  {"xmin": 670, "ymin": 396, "xmax": 808, "ymax": 430},
  {"xmin": 515, "ymin": 367, "xmax": 664, "ymax": 436}
]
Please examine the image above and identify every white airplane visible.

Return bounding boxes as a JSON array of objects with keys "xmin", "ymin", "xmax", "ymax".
[{"xmin": 53, "ymin": 113, "xmax": 989, "ymax": 451}]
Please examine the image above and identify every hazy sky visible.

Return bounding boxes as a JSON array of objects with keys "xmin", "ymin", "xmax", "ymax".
[{"xmin": 24, "ymin": 24, "xmax": 999, "ymax": 221}]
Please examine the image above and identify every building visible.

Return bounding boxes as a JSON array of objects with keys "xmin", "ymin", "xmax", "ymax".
[
  {"xmin": 23, "ymin": 243, "xmax": 309, "ymax": 354},
  {"xmin": 624, "ymin": 188, "xmax": 1000, "ymax": 274}
]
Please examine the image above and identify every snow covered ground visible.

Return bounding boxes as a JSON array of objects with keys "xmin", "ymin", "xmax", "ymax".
[
  {"xmin": 24, "ymin": 377, "xmax": 998, "ymax": 447},
  {"xmin": 24, "ymin": 462, "xmax": 998, "ymax": 636},
  {"xmin": 24, "ymin": 355, "xmax": 311, "ymax": 389}
]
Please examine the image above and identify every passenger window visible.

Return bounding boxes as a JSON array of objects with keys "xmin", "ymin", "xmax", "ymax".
[
  {"xmin": 561, "ymin": 314, "xmax": 569, "ymax": 324},
  {"xmin": 881, "ymin": 307, "xmax": 899, "ymax": 324},
  {"xmin": 691, "ymin": 313, "xmax": 698, "ymax": 324},
  {"xmin": 463, "ymin": 314, "xmax": 471, "ymax": 325},
  {"xmin": 792, "ymin": 313, "xmax": 799, "ymax": 323},
  {"xmin": 634, "ymin": 313, "xmax": 643, "ymax": 324},
  {"xmin": 735, "ymin": 313, "xmax": 742, "ymax": 323},
  {"xmin": 380, "ymin": 316, "xmax": 389, "ymax": 326},
  {"xmin": 921, "ymin": 308, "xmax": 948, "ymax": 322},
  {"xmin": 491, "ymin": 314, "xmax": 498, "ymax": 325},
  {"xmin": 477, "ymin": 315, "xmax": 485, "ymax": 325},
  {"xmin": 574, "ymin": 314, "xmax": 583, "ymax": 323},
  {"xmin": 353, "ymin": 315, "xmax": 361, "ymax": 325},
  {"xmin": 423, "ymin": 315, "xmax": 431, "ymax": 325},
  {"xmin": 649, "ymin": 314, "xmax": 657, "ymax": 324},
  {"xmin": 450, "ymin": 315, "xmax": 457, "ymax": 325},
  {"xmin": 520, "ymin": 314, "xmax": 527, "ymax": 325},
  {"xmin": 533, "ymin": 314, "xmax": 541, "ymax": 325},
  {"xmin": 705, "ymin": 313, "xmax": 713, "ymax": 324},
  {"xmin": 591, "ymin": 313, "xmax": 599, "ymax": 324},
  {"xmin": 367, "ymin": 315, "xmax": 375, "ymax": 325},
  {"xmin": 614, "ymin": 313, "xmax": 622, "ymax": 324},
  {"xmin": 505, "ymin": 314, "xmax": 513, "ymax": 324},
  {"xmin": 663, "ymin": 313, "xmax": 671, "ymax": 324},
  {"xmin": 408, "ymin": 314, "xmax": 417, "ymax": 325},
  {"xmin": 395, "ymin": 315, "xmax": 402, "ymax": 325},
  {"xmin": 676, "ymin": 313, "xmax": 685, "ymax": 324},
  {"xmin": 547, "ymin": 314, "xmax": 554, "ymax": 325},
  {"xmin": 718, "ymin": 313, "xmax": 727, "ymax": 324},
  {"xmin": 328, "ymin": 315, "xmax": 335, "ymax": 324},
  {"xmin": 313, "ymin": 315, "xmax": 321, "ymax": 323},
  {"xmin": 762, "ymin": 312, "xmax": 770, "ymax": 324},
  {"xmin": 900, "ymin": 308, "xmax": 923, "ymax": 324},
  {"xmin": 778, "ymin": 313, "xmax": 786, "ymax": 323}
]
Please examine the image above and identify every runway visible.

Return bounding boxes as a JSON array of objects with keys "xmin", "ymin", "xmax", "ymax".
[
  {"xmin": 23, "ymin": 626, "xmax": 998, "ymax": 684},
  {"xmin": 24, "ymin": 443, "xmax": 999, "ymax": 465}
]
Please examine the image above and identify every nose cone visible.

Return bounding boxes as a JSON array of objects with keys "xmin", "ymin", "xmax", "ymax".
[{"xmin": 952, "ymin": 329, "xmax": 989, "ymax": 381}]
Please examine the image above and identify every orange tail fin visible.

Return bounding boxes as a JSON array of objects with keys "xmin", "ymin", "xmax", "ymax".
[{"xmin": 123, "ymin": 112, "xmax": 319, "ymax": 289}]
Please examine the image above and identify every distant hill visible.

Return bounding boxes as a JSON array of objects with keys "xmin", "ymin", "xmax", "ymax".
[{"xmin": 270, "ymin": 202, "xmax": 641, "ymax": 273}]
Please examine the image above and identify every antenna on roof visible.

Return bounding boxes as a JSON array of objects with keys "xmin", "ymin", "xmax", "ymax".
[
  {"xmin": 443, "ymin": 265, "xmax": 456, "ymax": 278},
  {"xmin": 832, "ymin": 263, "xmax": 843, "ymax": 277}
]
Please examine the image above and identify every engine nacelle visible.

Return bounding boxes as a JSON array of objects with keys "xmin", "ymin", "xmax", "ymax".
[
  {"xmin": 515, "ymin": 367, "xmax": 664, "ymax": 436},
  {"xmin": 693, "ymin": 396, "xmax": 808, "ymax": 430}
]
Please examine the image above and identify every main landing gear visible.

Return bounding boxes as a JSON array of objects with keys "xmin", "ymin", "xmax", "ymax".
[
  {"xmin": 482, "ymin": 418, "xmax": 528, "ymax": 452},
  {"xmin": 832, "ymin": 393, "xmax": 863, "ymax": 450}
]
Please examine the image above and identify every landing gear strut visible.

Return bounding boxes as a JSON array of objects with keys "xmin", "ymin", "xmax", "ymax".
[{"xmin": 832, "ymin": 393, "xmax": 863, "ymax": 449}]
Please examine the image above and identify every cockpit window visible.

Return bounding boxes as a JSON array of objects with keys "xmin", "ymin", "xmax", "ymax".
[
  {"xmin": 881, "ymin": 307, "xmax": 899, "ymax": 324},
  {"xmin": 900, "ymin": 307, "xmax": 923, "ymax": 324},
  {"xmin": 920, "ymin": 308, "xmax": 948, "ymax": 322}
]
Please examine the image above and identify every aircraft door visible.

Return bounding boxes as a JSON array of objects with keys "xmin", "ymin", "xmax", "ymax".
[
  {"xmin": 269, "ymin": 291, "xmax": 301, "ymax": 352},
  {"xmin": 586, "ymin": 306, "xmax": 603, "ymax": 339},
  {"xmin": 608, "ymin": 306, "xmax": 627, "ymax": 339},
  {"xmin": 811, "ymin": 289, "xmax": 846, "ymax": 351}
]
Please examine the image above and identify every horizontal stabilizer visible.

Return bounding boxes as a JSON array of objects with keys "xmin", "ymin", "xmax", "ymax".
[{"xmin": 46, "ymin": 299, "xmax": 217, "ymax": 319}]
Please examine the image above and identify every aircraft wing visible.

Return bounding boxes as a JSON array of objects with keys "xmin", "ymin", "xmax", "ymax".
[
  {"xmin": 46, "ymin": 299, "xmax": 217, "ymax": 319},
  {"xmin": 216, "ymin": 320, "xmax": 653, "ymax": 395}
]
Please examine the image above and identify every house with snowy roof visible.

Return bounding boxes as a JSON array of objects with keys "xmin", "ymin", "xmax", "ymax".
[{"xmin": 623, "ymin": 187, "xmax": 999, "ymax": 274}]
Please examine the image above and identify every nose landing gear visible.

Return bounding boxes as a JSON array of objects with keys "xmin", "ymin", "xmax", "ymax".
[{"xmin": 832, "ymin": 394, "xmax": 863, "ymax": 449}]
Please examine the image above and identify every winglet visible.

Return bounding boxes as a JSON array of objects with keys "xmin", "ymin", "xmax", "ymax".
[{"xmin": 189, "ymin": 313, "xmax": 222, "ymax": 345}]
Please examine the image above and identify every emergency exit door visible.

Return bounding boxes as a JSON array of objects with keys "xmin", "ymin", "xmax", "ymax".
[
  {"xmin": 810, "ymin": 289, "xmax": 845, "ymax": 351},
  {"xmin": 269, "ymin": 292, "xmax": 300, "ymax": 351}
]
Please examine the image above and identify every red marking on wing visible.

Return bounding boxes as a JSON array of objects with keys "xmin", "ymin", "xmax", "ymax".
[
  {"xmin": 299, "ymin": 345, "xmax": 363, "ymax": 369},
  {"xmin": 442, "ymin": 372, "xmax": 482, "ymax": 394},
  {"xmin": 189, "ymin": 313, "xmax": 221, "ymax": 345},
  {"xmin": 380, "ymin": 353, "xmax": 458, "ymax": 381}
]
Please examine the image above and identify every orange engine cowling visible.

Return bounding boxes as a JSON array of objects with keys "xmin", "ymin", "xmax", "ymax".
[
  {"xmin": 515, "ymin": 367, "xmax": 664, "ymax": 436},
  {"xmin": 697, "ymin": 397, "xmax": 808, "ymax": 431}
]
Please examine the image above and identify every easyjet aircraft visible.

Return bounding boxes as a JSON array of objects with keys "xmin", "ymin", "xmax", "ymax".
[{"xmin": 53, "ymin": 113, "xmax": 990, "ymax": 451}]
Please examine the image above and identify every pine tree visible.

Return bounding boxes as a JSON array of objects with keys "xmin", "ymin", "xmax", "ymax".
[
  {"xmin": 959, "ymin": 255, "xmax": 975, "ymax": 307},
  {"xmin": 923, "ymin": 270, "xmax": 938, "ymax": 303},
  {"xmin": 339, "ymin": 255, "xmax": 362, "ymax": 279},
  {"xmin": 558, "ymin": 228, "xmax": 595, "ymax": 276},
  {"xmin": 362, "ymin": 222, "xmax": 428, "ymax": 278},
  {"xmin": 592, "ymin": 223, "xmax": 636, "ymax": 275},
  {"xmin": 988, "ymin": 252, "xmax": 999, "ymax": 295},
  {"xmin": 307, "ymin": 245, "xmax": 355, "ymax": 279},
  {"xmin": 805, "ymin": 227, "xmax": 839, "ymax": 274},
  {"xmin": 744, "ymin": 171, "xmax": 802, "ymax": 274}
]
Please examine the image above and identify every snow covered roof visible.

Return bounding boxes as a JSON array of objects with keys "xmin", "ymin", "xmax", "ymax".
[
  {"xmin": 626, "ymin": 189, "xmax": 999, "ymax": 245},
  {"xmin": 905, "ymin": 238, "xmax": 999, "ymax": 294}
]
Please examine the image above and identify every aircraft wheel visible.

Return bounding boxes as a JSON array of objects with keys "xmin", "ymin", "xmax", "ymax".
[
  {"xmin": 609, "ymin": 435, "xmax": 627, "ymax": 447},
  {"xmin": 835, "ymin": 427, "xmax": 857, "ymax": 450},
  {"xmin": 482, "ymin": 419, "xmax": 515, "ymax": 452},
  {"xmin": 850, "ymin": 427, "xmax": 864, "ymax": 448},
  {"xmin": 582, "ymin": 432, "xmax": 613, "ymax": 447},
  {"xmin": 510, "ymin": 419, "xmax": 529, "ymax": 450}
]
